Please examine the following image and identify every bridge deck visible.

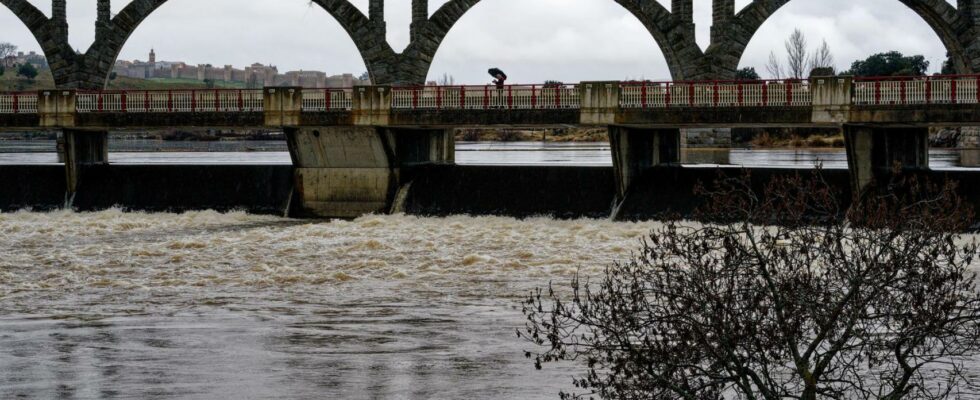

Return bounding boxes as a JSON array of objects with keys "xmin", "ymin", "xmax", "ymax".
[{"xmin": 2, "ymin": 75, "xmax": 980, "ymax": 130}]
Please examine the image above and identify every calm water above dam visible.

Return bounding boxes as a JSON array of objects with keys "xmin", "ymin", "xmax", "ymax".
[{"xmin": 2, "ymin": 140, "xmax": 980, "ymax": 169}]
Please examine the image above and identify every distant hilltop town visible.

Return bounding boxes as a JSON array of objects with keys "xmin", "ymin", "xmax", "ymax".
[
  {"xmin": 0, "ymin": 50, "xmax": 48, "ymax": 69},
  {"xmin": 113, "ymin": 49, "xmax": 369, "ymax": 88}
]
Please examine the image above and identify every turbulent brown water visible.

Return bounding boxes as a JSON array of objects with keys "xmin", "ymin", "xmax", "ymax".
[{"xmin": 0, "ymin": 210, "xmax": 657, "ymax": 399}]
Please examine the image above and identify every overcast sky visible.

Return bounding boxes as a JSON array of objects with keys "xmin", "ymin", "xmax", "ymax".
[{"xmin": 0, "ymin": 0, "xmax": 956, "ymax": 83}]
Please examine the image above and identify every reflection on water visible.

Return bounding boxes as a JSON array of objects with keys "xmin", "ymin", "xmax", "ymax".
[
  {"xmin": 2, "ymin": 141, "xmax": 980, "ymax": 169},
  {"xmin": 0, "ymin": 211, "xmax": 656, "ymax": 399}
]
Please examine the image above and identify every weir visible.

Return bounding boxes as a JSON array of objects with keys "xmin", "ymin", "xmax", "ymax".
[{"xmin": 4, "ymin": 76, "xmax": 980, "ymax": 219}]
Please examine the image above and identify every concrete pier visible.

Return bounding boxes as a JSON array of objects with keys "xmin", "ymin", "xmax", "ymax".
[
  {"xmin": 62, "ymin": 129, "xmax": 110, "ymax": 194},
  {"xmin": 268, "ymin": 84, "xmax": 455, "ymax": 218},
  {"xmin": 38, "ymin": 90, "xmax": 111, "ymax": 194},
  {"xmin": 843, "ymin": 126, "xmax": 930, "ymax": 193},
  {"xmin": 285, "ymin": 126, "xmax": 453, "ymax": 218},
  {"xmin": 609, "ymin": 126, "xmax": 681, "ymax": 200}
]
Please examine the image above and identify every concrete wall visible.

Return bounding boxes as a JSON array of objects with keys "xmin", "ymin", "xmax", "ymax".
[
  {"xmin": 4, "ymin": 165, "xmax": 980, "ymax": 225},
  {"xmin": 684, "ymin": 128, "xmax": 732, "ymax": 148},
  {"xmin": 72, "ymin": 165, "xmax": 293, "ymax": 214},
  {"xmin": 0, "ymin": 165, "xmax": 66, "ymax": 212},
  {"xmin": 401, "ymin": 165, "xmax": 616, "ymax": 219},
  {"xmin": 287, "ymin": 126, "xmax": 398, "ymax": 218},
  {"xmin": 285, "ymin": 126, "xmax": 454, "ymax": 218},
  {"xmin": 0, "ymin": 165, "xmax": 292, "ymax": 214}
]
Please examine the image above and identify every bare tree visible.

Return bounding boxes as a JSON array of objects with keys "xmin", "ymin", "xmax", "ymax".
[
  {"xmin": 786, "ymin": 28, "xmax": 809, "ymax": 79},
  {"xmin": 0, "ymin": 42, "xmax": 17, "ymax": 59},
  {"xmin": 763, "ymin": 30, "xmax": 835, "ymax": 79},
  {"xmin": 438, "ymin": 73, "xmax": 455, "ymax": 86},
  {"xmin": 809, "ymin": 39, "xmax": 835, "ymax": 74},
  {"xmin": 522, "ymin": 171, "xmax": 980, "ymax": 400},
  {"xmin": 766, "ymin": 50, "xmax": 784, "ymax": 79}
]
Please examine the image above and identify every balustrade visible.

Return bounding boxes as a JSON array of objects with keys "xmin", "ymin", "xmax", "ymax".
[
  {"xmin": 390, "ymin": 85, "xmax": 579, "ymax": 110},
  {"xmin": 620, "ymin": 80, "xmax": 812, "ymax": 108},
  {"xmin": 75, "ymin": 89, "xmax": 264, "ymax": 113},
  {"xmin": 853, "ymin": 75, "xmax": 980, "ymax": 105},
  {"xmin": 0, "ymin": 92, "xmax": 38, "ymax": 114},
  {"xmin": 2, "ymin": 76, "xmax": 979, "ymax": 116},
  {"xmin": 301, "ymin": 89, "xmax": 353, "ymax": 111}
]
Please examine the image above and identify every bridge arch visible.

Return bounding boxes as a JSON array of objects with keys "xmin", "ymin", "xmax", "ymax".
[
  {"xmin": 116, "ymin": 0, "xmax": 367, "ymax": 84},
  {"xmin": 710, "ymin": 0, "xmax": 978, "ymax": 78},
  {"xmin": 426, "ymin": 0, "xmax": 676, "ymax": 83},
  {"xmin": 0, "ymin": 4, "xmax": 49, "ymax": 86},
  {"xmin": 0, "ymin": 0, "xmax": 172, "ymax": 89}
]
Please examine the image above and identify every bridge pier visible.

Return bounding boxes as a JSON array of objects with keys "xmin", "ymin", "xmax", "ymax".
[
  {"xmin": 62, "ymin": 129, "xmax": 109, "ymax": 195},
  {"xmin": 285, "ymin": 126, "xmax": 453, "ymax": 218},
  {"xmin": 844, "ymin": 125, "xmax": 930, "ymax": 194},
  {"xmin": 609, "ymin": 126, "xmax": 681, "ymax": 205},
  {"xmin": 35, "ymin": 89, "xmax": 108, "ymax": 196}
]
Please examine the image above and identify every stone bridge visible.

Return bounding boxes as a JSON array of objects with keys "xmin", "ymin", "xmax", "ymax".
[
  {"xmin": 3, "ymin": 75, "xmax": 979, "ymax": 217},
  {"xmin": 4, "ymin": 0, "xmax": 980, "ymax": 89}
]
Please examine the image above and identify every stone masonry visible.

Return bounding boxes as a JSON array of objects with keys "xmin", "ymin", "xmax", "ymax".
[{"xmin": 2, "ymin": 0, "xmax": 980, "ymax": 86}]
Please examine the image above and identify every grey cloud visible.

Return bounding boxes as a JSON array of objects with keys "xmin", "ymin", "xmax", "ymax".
[{"xmin": 0, "ymin": 0, "xmax": 956, "ymax": 84}]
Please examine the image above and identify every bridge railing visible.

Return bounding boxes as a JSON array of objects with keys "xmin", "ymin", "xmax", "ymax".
[
  {"xmin": 620, "ymin": 80, "xmax": 812, "ymax": 108},
  {"xmin": 76, "ymin": 89, "xmax": 265, "ymax": 113},
  {"xmin": 390, "ymin": 84, "xmax": 580, "ymax": 110},
  {"xmin": 853, "ymin": 74, "xmax": 980, "ymax": 105},
  {"xmin": 301, "ymin": 88, "xmax": 353, "ymax": 111},
  {"xmin": 0, "ymin": 92, "xmax": 38, "ymax": 114}
]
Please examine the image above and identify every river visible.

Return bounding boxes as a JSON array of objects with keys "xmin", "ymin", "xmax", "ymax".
[
  {"xmin": 1, "ymin": 140, "xmax": 980, "ymax": 169},
  {"xmin": 0, "ymin": 211, "xmax": 656, "ymax": 399},
  {"xmin": 1, "ymin": 141, "xmax": 979, "ymax": 399}
]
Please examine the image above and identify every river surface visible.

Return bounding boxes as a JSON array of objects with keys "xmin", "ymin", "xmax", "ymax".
[
  {"xmin": 0, "ymin": 211, "xmax": 656, "ymax": 399},
  {"xmin": 2, "ymin": 140, "xmax": 980, "ymax": 169},
  {"xmin": 2, "ymin": 141, "xmax": 980, "ymax": 399},
  {"xmin": 2, "ymin": 211, "xmax": 978, "ymax": 399}
]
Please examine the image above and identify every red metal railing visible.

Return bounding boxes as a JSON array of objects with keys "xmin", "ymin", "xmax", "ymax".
[
  {"xmin": 75, "ymin": 89, "xmax": 265, "ymax": 113},
  {"xmin": 300, "ymin": 88, "xmax": 353, "ymax": 111},
  {"xmin": 390, "ymin": 84, "xmax": 580, "ymax": 110},
  {"xmin": 620, "ymin": 79, "xmax": 812, "ymax": 108},
  {"xmin": 852, "ymin": 74, "xmax": 980, "ymax": 105},
  {"xmin": 0, "ymin": 92, "xmax": 38, "ymax": 114},
  {"xmin": 4, "ymin": 75, "xmax": 980, "ymax": 115}
]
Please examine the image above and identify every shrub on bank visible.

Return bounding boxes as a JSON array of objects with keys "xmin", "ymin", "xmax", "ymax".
[{"xmin": 521, "ymin": 171, "xmax": 980, "ymax": 399}]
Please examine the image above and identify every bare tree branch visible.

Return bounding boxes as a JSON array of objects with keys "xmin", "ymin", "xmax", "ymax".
[
  {"xmin": 809, "ymin": 39, "xmax": 835, "ymax": 74},
  {"xmin": 786, "ymin": 28, "xmax": 809, "ymax": 79},
  {"xmin": 521, "ymin": 171, "xmax": 980, "ymax": 400},
  {"xmin": 766, "ymin": 51, "xmax": 783, "ymax": 79}
]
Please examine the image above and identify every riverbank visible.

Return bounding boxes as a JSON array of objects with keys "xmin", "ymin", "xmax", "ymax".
[
  {"xmin": 452, "ymin": 127, "xmax": 851, "ymax": 148},
  {"xmin": 455, "ymin": 128, "xmax": 608, "ymax": 142}
]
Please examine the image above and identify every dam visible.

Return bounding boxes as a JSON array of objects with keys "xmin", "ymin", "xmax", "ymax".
[{"xmin": 4, "ymin": 76, "xmax": 980, "ymax": 218}]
